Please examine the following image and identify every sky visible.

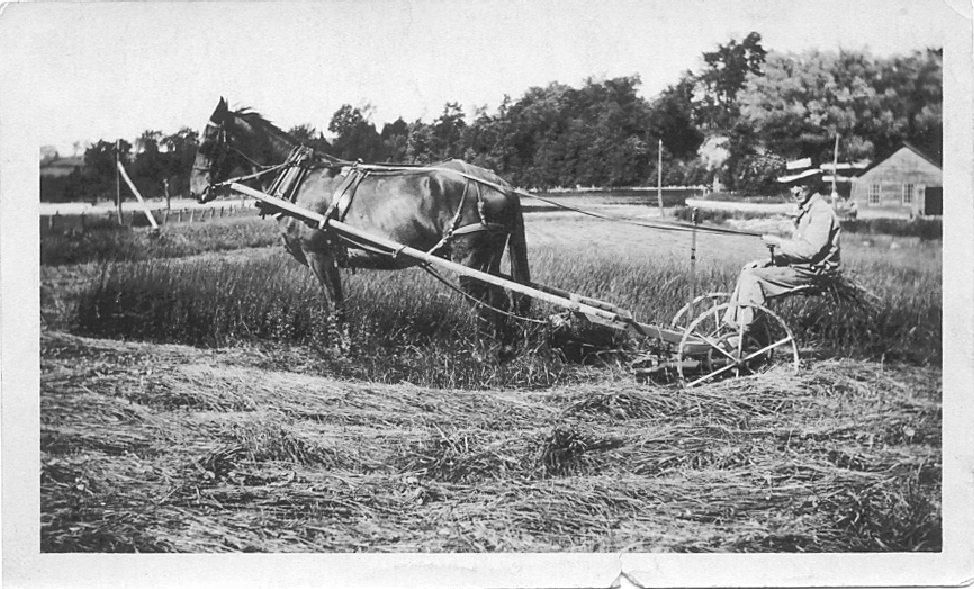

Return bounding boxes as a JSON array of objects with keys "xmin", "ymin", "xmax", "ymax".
[{"xmin": 1, "ymin": 0, "xmax": 964, "ymax": 156}]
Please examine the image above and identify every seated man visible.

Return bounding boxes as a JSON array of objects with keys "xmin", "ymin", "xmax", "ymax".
[{"xmin": 722, "ymin": 179, "xmax": 841, "ymax": 345}]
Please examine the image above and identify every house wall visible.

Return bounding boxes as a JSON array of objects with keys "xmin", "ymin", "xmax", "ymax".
[{"xmin": 851, "ymin": 148, "xmax": 942, "ymax": 219}]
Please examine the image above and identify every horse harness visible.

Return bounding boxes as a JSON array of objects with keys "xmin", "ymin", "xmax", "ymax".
[{"xmin": 267, "ymin": 147, "xmax": 513, "ymax": 257}]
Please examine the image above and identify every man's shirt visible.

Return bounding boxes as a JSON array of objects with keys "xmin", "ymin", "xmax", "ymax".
[{"xmin": 777, "ymin": 192, "xmax": 841, "ymax": 271}]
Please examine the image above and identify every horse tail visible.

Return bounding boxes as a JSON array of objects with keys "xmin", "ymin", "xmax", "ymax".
[{"xmin": 507, "ymin": 192, "xmax": 532, "ymax": 316}]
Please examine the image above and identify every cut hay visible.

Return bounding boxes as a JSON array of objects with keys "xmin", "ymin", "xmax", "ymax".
[{"xmin": 40, "ymin": 332, "xmax": 942, "ymax": 553}]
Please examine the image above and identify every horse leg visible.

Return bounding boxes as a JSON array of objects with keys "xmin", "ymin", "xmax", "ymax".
[
  {"xmin": 304, "ymin": 232, "xmax": 349, "ymax": 352},
  {"xmin": 507, "ymin": 197, "xmax": 532, "ymax": 318},
  {"xmin": 455, "ymin": 232, "xmax": 516, "ymax": 359}
]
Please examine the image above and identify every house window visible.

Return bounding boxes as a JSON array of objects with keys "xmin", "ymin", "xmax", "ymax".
[
  {"xmin": 902, "ymin": 183, "xmax": 914, "ymax": 205},
  {"xmin": 869, "ymin": 184, "xmax": 881, "ymax": 205}
]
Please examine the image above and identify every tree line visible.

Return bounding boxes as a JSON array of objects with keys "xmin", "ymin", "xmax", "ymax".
[{"xmin": 46, "ymin": 33, "xmax": 942, "ymax": 202}]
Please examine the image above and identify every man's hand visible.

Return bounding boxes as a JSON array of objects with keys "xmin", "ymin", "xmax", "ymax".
[{"xmin": 743, "ymin": 258, "xmax": 772, "ymax": 269}]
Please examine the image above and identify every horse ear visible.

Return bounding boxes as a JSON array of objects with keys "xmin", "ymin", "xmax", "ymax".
[{"xmin": 212, "ymin": 96, "xmax": 229, "ymax": 123}]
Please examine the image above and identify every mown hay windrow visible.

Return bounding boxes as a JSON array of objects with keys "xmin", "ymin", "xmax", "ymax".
[{"xmin": 40, "ymin": 330, "xmax": 941, "ymax": 553}]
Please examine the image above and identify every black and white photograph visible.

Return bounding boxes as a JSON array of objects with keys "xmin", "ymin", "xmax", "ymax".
[{"xmin": 2, "ymin": 0, "xmax": 972, "ymax": 586}]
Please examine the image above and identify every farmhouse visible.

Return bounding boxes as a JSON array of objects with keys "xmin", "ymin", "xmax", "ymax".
[
  {"xmin": 40, "ymin": 155, "xmax": 84, "ymax": 178},
  {"xmin": 851, "ymin": 144, "xmax": 943, "ymax": 219}
]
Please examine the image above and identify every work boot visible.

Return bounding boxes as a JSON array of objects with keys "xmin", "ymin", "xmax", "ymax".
[{"xmin": 743, "ymin": 318, "xmax": 770, "ymax": 349}]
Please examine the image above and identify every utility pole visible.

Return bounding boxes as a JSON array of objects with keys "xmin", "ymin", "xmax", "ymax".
[
  {"xmin": 657, "ymin": 138, "xmax": 664, "ymax": 217},
  {"xmin": 831, "ymin": 133, "xmax": 840, "ymax": 198},
  {"xmin": 115, "ymin": 139, "xmax": 123, "ymax": 224}
]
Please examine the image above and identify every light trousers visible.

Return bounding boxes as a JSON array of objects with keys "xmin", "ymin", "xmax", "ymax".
[{"xmin": 723, "ymin": 264, "xmax": 819, "ymax": 331}]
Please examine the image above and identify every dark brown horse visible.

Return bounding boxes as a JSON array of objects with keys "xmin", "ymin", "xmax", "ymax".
[{"xmin": 189, "ymin": 97, "xmax": 531, "ymax": 349}]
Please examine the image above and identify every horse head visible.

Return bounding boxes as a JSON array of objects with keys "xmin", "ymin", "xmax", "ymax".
[{"xmin": 190, "ymin": 97, "xmax": 266, "ymax": 203}]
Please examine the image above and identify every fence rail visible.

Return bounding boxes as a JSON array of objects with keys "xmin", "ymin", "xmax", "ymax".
[{"xmin": 40, "ymin": 204, "xmax": 259, "ymax": 236}]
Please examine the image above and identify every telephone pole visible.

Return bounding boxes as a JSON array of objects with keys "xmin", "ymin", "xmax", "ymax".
[
  {"xmin": 831, "ymin": 133, "xmax": 840, "ymax": 198},
  {"xmin": 115, "ymin": 139, "xmax": 123, "ymax": 224},
  {"xmin": 657, "ymin": 138, "xmax": 664, "ymax": 217}
]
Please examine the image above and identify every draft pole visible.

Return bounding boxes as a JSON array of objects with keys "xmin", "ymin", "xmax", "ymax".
[{"xmin": 657, "ymin": 138, "xmax": 664, "ymax": 217}]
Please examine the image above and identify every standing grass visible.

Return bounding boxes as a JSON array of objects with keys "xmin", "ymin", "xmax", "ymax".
[
  {"xmin": 68, "ymin": 236, "xmax": 941, "ymax": 388},
  {"xmin": 72, "ymin": 250, "xmax": 580, "ymax": 389},
  {"xmin": 41, "ymin": 215, "xmax": 280, "ymax": 266}
]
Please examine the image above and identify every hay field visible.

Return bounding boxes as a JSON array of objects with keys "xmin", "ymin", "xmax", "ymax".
[{"xmin": 39, "ymin": 210, "xmax": 943, "ymax": 552}]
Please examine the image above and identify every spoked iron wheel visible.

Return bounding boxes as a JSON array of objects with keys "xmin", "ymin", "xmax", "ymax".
[{"xmin": 676, "ymin": 302, "xmax": 800, "ymax": 387}]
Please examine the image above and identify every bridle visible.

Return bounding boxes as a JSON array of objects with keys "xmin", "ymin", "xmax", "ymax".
[
  {"xmin": 194, "ymin": 115, "xmax": 282, "ymax": 201},
  {"xmin": 193, "ymin": 119, "xmax": 230, "ymax": 179}
]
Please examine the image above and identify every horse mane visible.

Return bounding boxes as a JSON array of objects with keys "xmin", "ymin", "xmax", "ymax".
[
  {"xmin": 232, "ymin": 107, "xmax": 290, "ymax": 138},
  {"xmin": 231, "ymin": 105, "xmax": 347, "ymax": 166}
]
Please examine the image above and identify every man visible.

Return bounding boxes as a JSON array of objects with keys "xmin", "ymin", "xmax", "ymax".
[{"xmin": 723, "ymin": 178, "xmax": 841, "ymax": 342}]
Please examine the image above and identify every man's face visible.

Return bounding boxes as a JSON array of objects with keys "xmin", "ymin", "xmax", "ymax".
[{"xmin": 790, "ymin": 186, "xmax": 809, "ymax": 203}]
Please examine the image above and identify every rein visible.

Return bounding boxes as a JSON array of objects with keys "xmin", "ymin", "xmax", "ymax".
[{"xmin": 352, "ymin": 163, "xmax": 764, "ymax": 239}]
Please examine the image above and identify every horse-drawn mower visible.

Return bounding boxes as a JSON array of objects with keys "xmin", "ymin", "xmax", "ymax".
[
  {"xmin": 219, "ymin": 180, "xmax": 801, "ymax": 387},
  {"xmin": 189, "ymin": 98, "xmax": 809, "ymax": 387}
]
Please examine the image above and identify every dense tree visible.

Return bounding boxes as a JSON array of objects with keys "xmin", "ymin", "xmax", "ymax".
[
  {"xmin": 287, "ymin": 124, "xmax": 332, "ymax": 153},
  {"xmin": 379, "ymin": 117, "xmax": 409, "ymax": 163},
  {"xmin": 327, "ymin": 104, "xmax": 383, "ymax": 161},
  {"xmin": 160, "ymin": 127, "xmax": 199, "ymax": 197},
  {"xmin": 649, "ymin": 72, "xmax": 705, "ymax": 159},
  {"xmin": 735, "ymin": 153, "xmax": 786, "ymax": 195},
  {"xmin": 432, "ymin": 102, "xmax": 467, "ymax": 161},
  {"xmin": 133, "ymin": 130, "xmax": 167, "ymax": 197},
  {"xmin": 406, "ymin": 119, "xmax": 434, "ymax": 164},
  {"xmin": 738, "ymin": 48, "xmax": 943, "ymax": 164},
  {"xmin": 697, "ymin": 32, "xmax": 767, "ymax": 129},
  {"xmin": 82, "ymin": 140, "xmax": 132, "ymax": 198},
  {"xmin": 49, "ymin": 39, "xmax": 941, "ymax": 201}
]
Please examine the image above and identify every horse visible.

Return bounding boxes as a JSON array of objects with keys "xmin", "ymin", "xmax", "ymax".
[{"xmin": 188, "ymin": 97, "xmax": 532, "ymax": 352}]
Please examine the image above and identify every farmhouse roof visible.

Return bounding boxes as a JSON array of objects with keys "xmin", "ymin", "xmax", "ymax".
[
  {"xmin": 901, "ymin": 142, "xmax": 942, "ymax": 169},
  {"xmin": 854, "ymin": 143, "xmax": 943, "ymax": 179}
]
